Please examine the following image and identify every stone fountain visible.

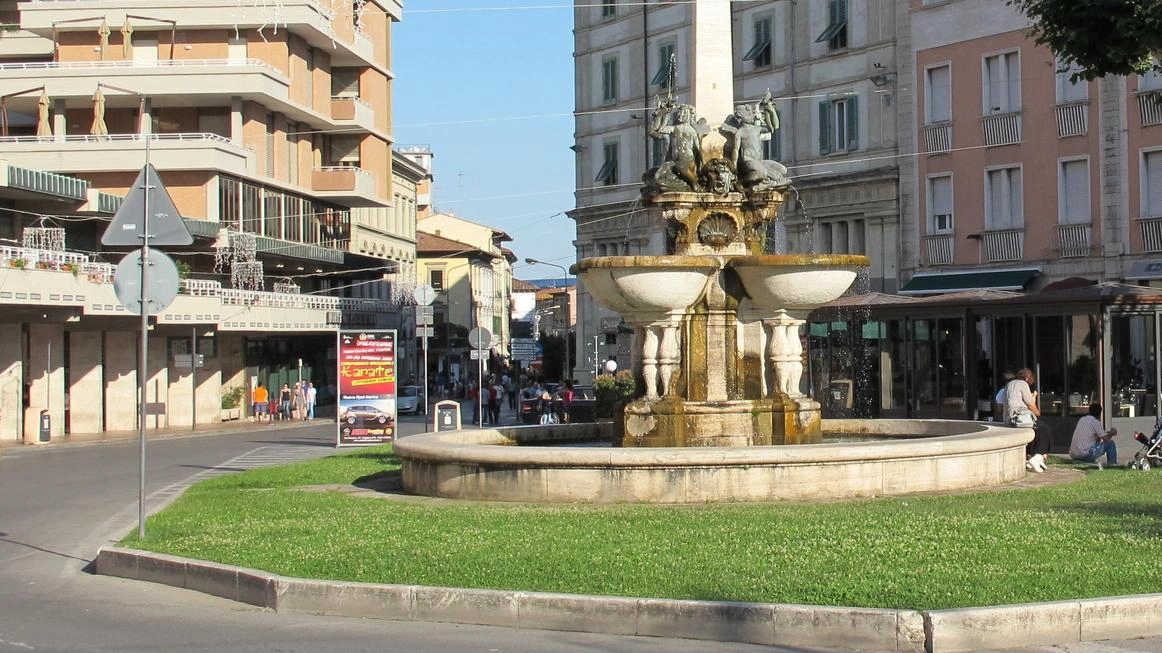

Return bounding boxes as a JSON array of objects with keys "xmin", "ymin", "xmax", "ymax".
[{"xmin": 574, "ymin": 92, "xmax": 867, "ymax": 447}]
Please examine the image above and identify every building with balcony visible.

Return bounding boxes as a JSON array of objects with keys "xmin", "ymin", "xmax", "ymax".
[
  {"xmin": 0, "ymin": 0, "xmax": 409, "ymax": 442},
  {"xmin": 898, "ymin": 0, "xmax": 1162, "ymax": 293},
  {"xmin": 569, "ymin": 0, "xmax": 901, "ymax": 384},
  {"xmin": 416, "ymin": 228, "xmax": 513, "ymax": 385}
]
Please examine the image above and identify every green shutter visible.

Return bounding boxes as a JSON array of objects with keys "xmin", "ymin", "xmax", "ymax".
[
  {"xmin": 818, "ymin": 101, "xmax": 831, "ymax": 154},
  {"xmin": 846, "ymin": 95, "xmax": 859, "ymax": 150}
]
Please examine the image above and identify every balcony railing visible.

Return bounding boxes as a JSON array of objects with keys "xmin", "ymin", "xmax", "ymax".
[
  {"xmin": 180, "ymin": 279, "xmax": 391, "ymax": 314},
  {"xmin": 1055, "ymin": 223, "xmax": 1091, "ymax": 257},
  {"xmin": 922, "ymin": 122, "xmax": 952, "ymax": 154},
  {"xmin": 981, "ymin": 228, "xmax": 1024, "ymax": 262},
  {"xmin": 1140, "ymin": 217, "xmax": 1162, "ymax": 252},
  {"xmin": 981, "ymin": 111, "xmax": 1021, "ymax": 146},
  {"xmin": 0, "ymin": 132, "xmax": 241, "ymax": 148},
  {"xmin": 0, "ymin": 245, "xmax": 114, "ymax": 281},
  {"xmin": 1055, "ymin": 101, "xmax": 1088, "ymax": 137},
  {"xmin": 1138, "ymin": 91, "xmax": 1162, "ymax": 127},
  {"xmin": 0, "ymin": 57, "xmax": 284, "ymax": 75},
  {"xmin": 923, "ymin": 234, "xmax": 954, "ymax": 265}
]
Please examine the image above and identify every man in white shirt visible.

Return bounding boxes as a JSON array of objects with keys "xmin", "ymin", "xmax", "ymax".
[{"xmin": 1070, "ymin": 402, "xmax": 1117, "ymax": 467}]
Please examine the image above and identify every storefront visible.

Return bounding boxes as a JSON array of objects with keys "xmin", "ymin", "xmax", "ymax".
[{"xmin": 807, "ymin": 283, "xmax": 1162, "ymax": 450}]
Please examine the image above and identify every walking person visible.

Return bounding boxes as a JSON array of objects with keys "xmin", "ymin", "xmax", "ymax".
[
  {"xmin": 291, "ymin": 382, "xmax": 304, "ymax": 420},
  {"xmin": 505, "ymin": 374, "xmax": 518, "ymax": 411},
  {"xmin": 489, "ymin": 381, "xmax": 501, "ymax": 425},
  {"xmin": 304, "ymin": 381, "xmax": 316, "ymax": 420},
  {"xmin": 279, "ymin": 383, "xmax": 292, "ymax": 421}
]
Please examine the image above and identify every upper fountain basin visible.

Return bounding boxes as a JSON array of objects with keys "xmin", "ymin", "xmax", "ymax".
[
  {"xmin": 731, "ymin": 254, "xmax": 869, "ymax": 313},
  {"xmin": 574, "ymin": 256, "xmax": 721, "ymax": 315}
]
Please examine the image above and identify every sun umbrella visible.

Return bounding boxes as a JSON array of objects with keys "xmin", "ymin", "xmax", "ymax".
[
  {"xmin": 120, "ymin": 17, "xmax": 133, "ymax": 59},
  {"xmin": 90, "ymin": 87, "xmax": 107, "ymax": 138},
  {"xmin": 36, "ymin": 91, "xmax": 51, "ymax": 137},
  {"xmin": 97, "ymin": 18, "xmax": 110, "ymax": 59}
]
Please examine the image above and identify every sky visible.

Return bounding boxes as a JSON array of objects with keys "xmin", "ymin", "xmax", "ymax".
[{"xmin": 393, "ymin": 2, "xmax": 578, "ymax": 283}]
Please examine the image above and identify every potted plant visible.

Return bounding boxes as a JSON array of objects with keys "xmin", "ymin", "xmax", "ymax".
[
  {"xmin": 221, "ymin": 385, "xmax": 246, "ymax": 421},
  {"xmin": 8, "ymin": 257, "xmax": 26, "ymax": 269},
  {"xmin": 61, "ymin": 262, "xmax": 80, "ymax": 277}
]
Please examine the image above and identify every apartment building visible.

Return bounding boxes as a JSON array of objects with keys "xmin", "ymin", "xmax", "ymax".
[
  {"xmin": 570, "ymin": 0, "xmax": 901, "ymax": 383},
  {"xmin": 900, "ymin": 0, "xmax": 1162, "ymax": 291},
  {"xmin": 416, "ymin": 213, "xmax": 514, "ymax": 380},
  {"xmin": 0, "ymin": 0, "xmax": 406, "ymax": 441}
]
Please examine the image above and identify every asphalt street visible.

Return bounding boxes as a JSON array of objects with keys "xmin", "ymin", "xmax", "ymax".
[{"xmin": 2, "ymin": 407, "xmax": 1162, "ymax": 652}]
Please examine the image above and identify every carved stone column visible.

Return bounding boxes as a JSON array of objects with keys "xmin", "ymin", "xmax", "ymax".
[
  {"xmin": 764, "ymin": 310, "xmax": 805, "ymax": 397},
  {"xmin": 657, "ymin": 322, "xmax": 681, "ymax": 397},
  {"xmin": 641, "ymin": 325, "xmax": 660, "ymax": 399}
]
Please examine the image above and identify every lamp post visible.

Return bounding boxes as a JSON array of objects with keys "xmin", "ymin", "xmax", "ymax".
[{"xmin": 525, "ymin": 258, "xmax": 570, "ymax": 382}]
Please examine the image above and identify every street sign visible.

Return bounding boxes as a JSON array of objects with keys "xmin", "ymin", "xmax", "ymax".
[
  {"xmin": 468, "ymin": 326, "xmax": 492, "ymax": 350},
  {"xmin": 415, "ymin": 313, "xmax": 433, "ymax": 326},
  {"xmin": 470, "ymin": 350, "xmax": 483, "ymax": 360},
  {"xmin": 510, "ymin": 337, "xmax": 537, "ymax": 361},
  {"xmin": 112, "ymin": 249, "xmax": 181, "ymax": 315},
  {"xmin": 417, "ymin": 326, "xmax": 434, "ymax": 338},
  {"xmin": 173, "ymin": 354, "xmax": 205, "ymax": 369},
  {"xmin": 412, "ymin": 284, "xmax": 436, "ymax": 306},
  {"xmin": 102, "ymin": 164, "xmax": 192, "ymax": 247}
]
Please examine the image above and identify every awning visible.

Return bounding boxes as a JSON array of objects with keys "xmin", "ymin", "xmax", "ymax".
[{"xmin": 899, "ymin": 268, "xmax": 1039, "ymax": 295}]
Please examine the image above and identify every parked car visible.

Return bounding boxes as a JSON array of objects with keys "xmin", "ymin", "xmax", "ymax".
[
  {"xmin": 341, "ymin": 404, "xmax": 393, "ymax": 426},
  {"xmin": 397, "ymin": 385, "xmax": 421, "ymax": 415}
]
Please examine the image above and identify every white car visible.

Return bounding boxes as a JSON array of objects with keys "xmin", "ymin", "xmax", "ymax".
[{"xmin": 397, "ymin": 385, "xmax": 421, "ymax": 415}]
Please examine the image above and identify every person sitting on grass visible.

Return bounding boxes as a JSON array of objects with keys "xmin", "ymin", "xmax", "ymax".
[{"xmin": 1070, "ymin": 402, "xmax": 1118, "ymax": 468}]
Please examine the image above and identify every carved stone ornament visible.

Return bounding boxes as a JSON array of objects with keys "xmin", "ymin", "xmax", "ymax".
[{"xmin": 697, "ymin": 213, "xmax": 739, "ymax": 249}]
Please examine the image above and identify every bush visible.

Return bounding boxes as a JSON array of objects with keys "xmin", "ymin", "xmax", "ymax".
[
  {"xmin": 221, "ymin": 386, "xmax": 246, "ymax": 410},
  {"xmin": 594, "ymin": 370, "xmax": 635, "ymax": 418}
]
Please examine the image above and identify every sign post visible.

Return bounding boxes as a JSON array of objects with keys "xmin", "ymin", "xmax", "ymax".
[
  {"xmin": 103, "ymin": 154, "xmax": 192, "ymax": 540},
  {"xmin": 412, "ymin": 284, "xmax": 436, "ymax": 426},
  {"xmin": 468, "ymin": 326, "xmax": 491, "ymax": 427}
]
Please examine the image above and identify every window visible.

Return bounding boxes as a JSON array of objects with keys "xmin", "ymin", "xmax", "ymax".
[
  {"xmin": 815, "ymin": 0, "xmax": 847, "ymax": 50},
  {"xmin": 985, "ymin": 166, "xmax": 1023, "ymax": 229},
  {"xmin": 1144, "ymin": 150, "xmax": 1162, "ymax": 218},
  {"xmin": 1056, "ymin": 60, "xmax": 1088, "ymax": 104},
  {"xmin": 601, "ymin": 0, "xmax": 615, "ymax": 19},
  {"xmin": 761, "ymin": 105, "xmax": 781, "ymax": 161},
  {"xmin": 601, "ymin": 56, "xmax": 619, "ymax": 104},
  {"xmin": 595, "ymin": 141, "xmax": 619, "ymax": 186},
  {"xmin": 1058, "ymin": 158, "xmax": 1090, "ymax": 224},
  {"xmin": 651, "ymin": 41, "xmax": 675, "ymax": 88},
  {"xmin": 927, "ymin": 175, "xmax": 954, "ymax": 233},
  {"xmin": 429, "ymin": 268, "xmax": 445, "ymax": 292},
  {"xmin": 925, "ymin": 64, "xmax": 951, "ymax": 123},
  {"xmin": 818, "ymin": 96, "xmax": 858, "ymax": 154},
  {"xmin": 743, "ymin": 16, "xmax": 772, "ymax": 68},
  {"xmin": 651, "ymin": 136, "xmax": 664, "ymax": 167},
  {"xmin": 983, "ymin": 51, "xmax": 1020, "ymax": 113}
]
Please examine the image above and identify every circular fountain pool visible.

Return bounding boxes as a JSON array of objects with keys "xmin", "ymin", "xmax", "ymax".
[{"xmin": 394, "ymin": 420, "xmax": 1032, "ymax": 503}]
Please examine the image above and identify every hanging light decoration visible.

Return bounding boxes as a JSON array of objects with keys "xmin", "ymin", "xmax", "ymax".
[
  {"xmin": 232, "ymin": 261, "xmax": 265, "ymax": 291},
  {"xmin": 23, "ymin": 226, "xmax": 66, "ymax": 251}
]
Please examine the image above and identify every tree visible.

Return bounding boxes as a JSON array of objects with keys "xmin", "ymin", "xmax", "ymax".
[{"xmin": 1008, "ymin": 0, "xmax": 1160, "ymax": 80}]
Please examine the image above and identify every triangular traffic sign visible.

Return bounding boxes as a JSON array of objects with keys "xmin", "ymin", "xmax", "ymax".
[{"xmin": 101, "ymin": 164, "xmax": 193, "ymax": 247}]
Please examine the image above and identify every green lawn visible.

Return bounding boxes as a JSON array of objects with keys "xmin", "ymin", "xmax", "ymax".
[{"xmin": 121, "ymin": 446, "xmax": 1162, "ymax": 611}]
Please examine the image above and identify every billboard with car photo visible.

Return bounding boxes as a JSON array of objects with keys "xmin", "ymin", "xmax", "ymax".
[{"xmin": 336, "ymin": 330, "xmax": 397, "ymax": 446}]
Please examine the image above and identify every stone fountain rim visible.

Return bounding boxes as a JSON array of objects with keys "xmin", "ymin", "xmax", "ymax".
[
  {"xmin": 730, "ymin": 254, "xmax": 871, "ymax": 268},
  {"xmin": 573, "ymin": 255, "xmax": 723, "ymax": 273},
  {"xmin": 395, "ymin": 420, "xmax": 1030, "ymax": 468}
]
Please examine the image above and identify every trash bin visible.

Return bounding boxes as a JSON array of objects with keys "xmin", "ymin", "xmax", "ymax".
[
  {"xmin": 38, "ymin": 410, "xmax": 50, "ymax": 442},
  {"xmin": 433, "ymin": 400, "xmax": 461, "ymax": 432}
]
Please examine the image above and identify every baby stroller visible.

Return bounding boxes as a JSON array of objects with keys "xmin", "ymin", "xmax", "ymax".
[{"xmin": 1127, "ymin": 418, "xmax": 1162, "ymax": 470}]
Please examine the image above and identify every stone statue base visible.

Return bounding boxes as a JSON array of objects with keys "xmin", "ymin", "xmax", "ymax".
[{"xmin": 616, "ymin": 395, "xmax": 820, "ymax": 448}]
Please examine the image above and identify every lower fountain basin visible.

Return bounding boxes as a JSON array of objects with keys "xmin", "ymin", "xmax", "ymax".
[
  {"xmin": 731, "ymin": 254, "xmax": 870, "ymax": 314},
  {"xmin": 395, "ymin": 420, "xmax": 1033, "ymax": 503}
]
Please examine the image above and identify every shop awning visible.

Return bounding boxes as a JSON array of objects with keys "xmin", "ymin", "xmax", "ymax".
[{"xmin": 899, "ymin": 268, "xmax": 1039, "ymax": 295}]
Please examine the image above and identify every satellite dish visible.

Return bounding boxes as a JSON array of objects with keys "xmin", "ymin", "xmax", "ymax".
[{"xmin": 113, "ymin": 250, "xmax": 181, "ymax": 315}]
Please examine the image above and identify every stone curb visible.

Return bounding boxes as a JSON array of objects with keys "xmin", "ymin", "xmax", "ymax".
[{"xmin": 96, "ymin": 546, "xmax": 1162, "ymax": 651}]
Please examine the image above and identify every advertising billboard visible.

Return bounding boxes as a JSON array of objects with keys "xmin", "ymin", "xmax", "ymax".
[{"xmin": 336, "ymin": 330, "xmax": 397, "ymax": 446}]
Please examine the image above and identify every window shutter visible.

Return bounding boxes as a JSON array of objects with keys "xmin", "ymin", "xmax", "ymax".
[
  {"xmin": 330, "ymin": 136, "xmax": 361, "ymax": 164},
  {"xmin": 1061, "ymin": 160, "xmax": 1090, "ymax": 224},
  {"xmin": 818, "ymin": 101, "xmax": 831, "ymax": 154},
  {"xmin": 928, "ymin": 65, "xmax": 951, "ymax": 122},
  {"xmin": 846, "ymin": 95, "xmax": 858, "ymax": 150},
  {"xmin": 1009, "ymin": 168, "xmax": 1024, "ymax": 228},
  {"xmin": 1147, "ymin": 152, "xmax": 1162, "ymax": 217},
  {"xmin": 333, "ymin": 69, "xmax": 361, "ymax": 97}
]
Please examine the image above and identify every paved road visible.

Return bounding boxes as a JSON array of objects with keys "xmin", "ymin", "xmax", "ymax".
[{"xmin": 2, "ymin": 411, "xmax": 1162, "ymax": 652}]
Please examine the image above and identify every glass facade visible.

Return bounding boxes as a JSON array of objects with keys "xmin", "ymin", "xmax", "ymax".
[{"xmin": 219, "ymin": 175, "xmax": 351, "ymax": 248}]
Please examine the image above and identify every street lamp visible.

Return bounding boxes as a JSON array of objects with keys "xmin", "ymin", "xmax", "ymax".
[{"xmin": 525, "ymin": 257, "xmax": 570, "ymax": 382}]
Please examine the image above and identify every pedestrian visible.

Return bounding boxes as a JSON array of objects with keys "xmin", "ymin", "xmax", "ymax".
[
  {"xmin": 291, "ymin": 382, "xmax": 304, "ymax": 420},
  {"xmin": 539, "ymin": 387, "xmax": 556, "ymax": 425},
  {"xmin": 1002, "ymin": 368, "xmax": 1051, "ymax": 472},
  {"xmin": 1070, "ymin": 402, "xmax": 1118, "ymax": 468},
  {"xmin": 505, "ymin": 374, "xmax": 518, "ymax": 410},
  {"xmin": 489, "ymin": 381, "xmax": 501, "ymax": 425},
  {"xmin": 468, "ymin": 380, "xmax": 479, "ymax": 425},
  {"xmin": 279, "ymin": 383, "xmax": 292, "ymax": 421},
  {"xmin": 252, "ymin": 382, "xmax": 269, "ymax": 423},
  {"xmin": 305, "ymin": 381, "xmax": 316, "ymax": 420},
  {"xmin": 560, "ymin": 380, "xmax": 574, "ymax": 424}
]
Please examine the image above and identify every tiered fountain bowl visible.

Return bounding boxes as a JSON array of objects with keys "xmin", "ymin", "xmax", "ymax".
[{"xmin": 731, "ymin": 254, "xmax": 870, "ymax": 317}]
